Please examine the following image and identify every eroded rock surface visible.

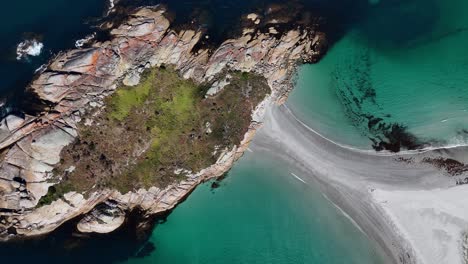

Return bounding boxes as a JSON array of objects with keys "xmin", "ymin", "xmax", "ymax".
[{"xmin": 0, "ymin": 6, "xmax": 326, "ymax": 239}]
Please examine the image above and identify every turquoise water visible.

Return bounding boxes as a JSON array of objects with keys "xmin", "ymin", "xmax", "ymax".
[
  {"xmin": 2, "ymin": 0, "xmax": 462, "ymax": 263},
  {"xmin": 0, "ymin": 152, "xmax": 385, "ymax": 264},
  {"xmin": 123, "ymin": 152, "xmax": 385, "ymax": 264},
  {"xmin": 289, "ymin": 0, "xmax": 468, "ymax": 150}
]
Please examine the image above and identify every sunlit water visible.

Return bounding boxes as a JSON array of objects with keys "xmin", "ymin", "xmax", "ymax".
[
  {"xmin": 289, "ymin": 0, "xmax": 468, "ymax": 149},
  {"xmin": 2, "ymin": 0, "xmax": 458, "ymax": 262},
  {"xmin": 0, "ymin": 0, "xmax": 384, "ymax": 263},
  {"xmin": 123, "ymin": 152, "xmax": 385, "ymax": 264},
  {"xmin": 0, "ymin": 0, "xmax": 106, "ymax": 98}
]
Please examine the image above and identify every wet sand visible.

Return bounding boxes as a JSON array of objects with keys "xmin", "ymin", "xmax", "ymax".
[{"xmin": 251, "ymin": 104, "xmax": 468, "ymax": 264}]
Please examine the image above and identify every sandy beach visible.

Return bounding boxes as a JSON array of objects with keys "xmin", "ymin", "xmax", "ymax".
[{"xmin": 251, "ymin": 104, "xmax": 468, "ymax": 264}]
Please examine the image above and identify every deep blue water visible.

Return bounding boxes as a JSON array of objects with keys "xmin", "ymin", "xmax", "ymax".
[
  {"xmin": 0, "ymin": 0, "xmax": 364, "ymax": 103},
  {"xmin": 0, "ymin": 0, "xmax": 108, "ymax": 99}
]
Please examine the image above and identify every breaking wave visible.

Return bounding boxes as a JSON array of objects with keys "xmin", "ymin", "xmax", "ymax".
[{"xmin": 16, "ymin": 39, "xmax": 44, "ymax": 60}]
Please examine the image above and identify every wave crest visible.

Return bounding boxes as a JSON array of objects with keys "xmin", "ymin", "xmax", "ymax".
[{"xmin": 16, "ymin": 39, "xmax": 44, "ymax": 60}]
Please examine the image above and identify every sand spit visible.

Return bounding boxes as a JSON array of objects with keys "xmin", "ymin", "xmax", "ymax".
[{"xmin": 251, "ymin": 104, "xmax": 468, "ymax": 264}]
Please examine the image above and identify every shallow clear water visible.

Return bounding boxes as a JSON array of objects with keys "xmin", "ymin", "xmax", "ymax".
[
  {"xmin": 5, "ymin": 0, "xmax": 464, "ymax": 262},
  {"xmin": 123, "ymin": 152, "xmax": 385, "ymax": 264},
  {"xmin": 0, "ymin": 153, "xmax": 386, "ymax": 264},
  {"xmin": 289, "ymin": 0, "xmax": 468, "ymax": 149},
  {"xmin": 0, "ymin": 153, "xmax": 385, "ymax": 264}
]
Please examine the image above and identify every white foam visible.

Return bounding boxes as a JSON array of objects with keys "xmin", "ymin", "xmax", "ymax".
[
  {"xmin": 75, "ymin": 32, "xmax": 96, "ymax": 48},
  {"xmin": 325, "ymin": 193, "xmax": 366, "ymax": 234},
  {"xmin": 16, "ymin": 39, "xmax": 44, "ymax": 60},
  {"xmin": 290, "ymin": 172, "xmax": 306, "ymax": 184},
  {"xmin": 284, "ymin": 104, "xmax": 468, "ymax": 156},
  {"xmin": 34, "ymin": 64, "xmax": 47, "ymax": 73},
  {"xmin": 106, "ymin": 0, "xmax": 116, "ymax": 15}
]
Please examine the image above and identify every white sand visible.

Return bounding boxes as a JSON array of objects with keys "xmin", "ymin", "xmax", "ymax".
[
  {"xmin": 372, "ymin": 186, "xmax": 468, "ymax": 264},
  {"xmin": 251, "ymin": 104, "xmax": 468, "ymax": 264}
]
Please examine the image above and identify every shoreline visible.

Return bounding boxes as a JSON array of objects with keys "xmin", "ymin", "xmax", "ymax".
[
  {"xmin": 1, "ymin": 2, "xmax": 465, "ymax": 263},
  {"xmin": 0, "ymin": 5, "xmax": 326, "ymax": 240},
  {"xmin": 252, "ymin": 104, "xmax": 468, "ymax": 264},
  {"xmin": 285, "ymin": 104, "xmax": 468, "ymax": 157}
]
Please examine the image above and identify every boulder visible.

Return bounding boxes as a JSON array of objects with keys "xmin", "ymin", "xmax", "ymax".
[{"xmin": 0, "ymin": 6, "xmax": 327, "ymax": 240}]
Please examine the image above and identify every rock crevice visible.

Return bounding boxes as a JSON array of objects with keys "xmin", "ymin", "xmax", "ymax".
[{"xmin": 0, "ymin": 6, "xmax": 326, "ymax": 239}]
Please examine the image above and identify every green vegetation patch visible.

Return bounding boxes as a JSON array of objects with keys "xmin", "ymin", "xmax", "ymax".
[
  {"xmin": 38, "ymin": 67, "xmax": 269, "ymax": 205},
  {"xmin": 37, "ymin": 182, "xmax": 75, "ymax": 207},
  {"xmin": 108, "ymin": 77, "xmax": 152, "ymax": 121}
]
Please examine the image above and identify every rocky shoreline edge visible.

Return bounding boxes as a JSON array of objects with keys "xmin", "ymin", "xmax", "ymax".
[{"xmin": 0, "ymin": 5, "xmax": 326, "ymax": 240}]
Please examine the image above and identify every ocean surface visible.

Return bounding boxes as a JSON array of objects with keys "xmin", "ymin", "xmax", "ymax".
[
  {"xmin": 0, "ymin": 151, "xmax": 386, "ymax": 264},
  {"xmin": 0, "ymin": 0, "xmax": 107, "ymax": 107},
  {"xmin": 121, "ymin": 152, "xmax": 385, "ymax": 264},
  {"xmin": 1, "ymin": 0, "xmax": 464, "ymax": 263},
  {"xmin": 289, "ymin": 0, "xmax": 468, "ymax": 150}
]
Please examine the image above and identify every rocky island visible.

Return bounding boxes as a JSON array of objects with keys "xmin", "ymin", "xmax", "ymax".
[{"xmin": 0, "ymin": 5, "xmax": 326, "ymax": 239}]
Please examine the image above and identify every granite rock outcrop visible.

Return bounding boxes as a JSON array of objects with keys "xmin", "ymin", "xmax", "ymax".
[{"xmin": 0, "ymin": 6, "xmax": 326, "ymax": 239}]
